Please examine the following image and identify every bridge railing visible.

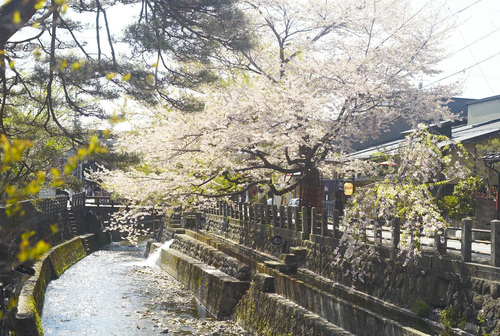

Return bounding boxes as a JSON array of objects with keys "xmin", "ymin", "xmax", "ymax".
[
  {"xmin": 204, "ymin": 203, "xmax": 500, "ymax": 268},
  {"xmin": 71, "ymin": 192, "xmax": 86, "ymax": 208},
  {"xmin": 84, "ymin": 196, "xmax": 121, "ymax": 207}
]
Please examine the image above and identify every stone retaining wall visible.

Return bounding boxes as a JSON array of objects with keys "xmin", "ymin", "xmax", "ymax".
[
  {"xmin": 200, "ymin": 213, "xmax": 500, "ymax": 335},
  {"xmin": 158, "ymin": 247, "xmax": 250, "ymax": 319},
  {"xmin": 169, "ymin": 234, "xmax": 252, "ymax": 281},
  {"xmin": 13, "ymin": 233, "xmax": 111, "ymax": 336},
  {"xmin": 234, "ymin": 274, "xmax": 353, "ymax": 336},
  {"xmin": 157, "ymin": 228, "xmax": 441, "ymax": 335}
]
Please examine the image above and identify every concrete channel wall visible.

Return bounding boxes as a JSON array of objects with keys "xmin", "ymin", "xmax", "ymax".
[
  {"xmin": 13, "ymin": 233, "xmax": 110, "ymax": 336},
  {"xmin": 187, "ymin": 212, "xmax": 500, "ymax": 335},
  {"xmin": 155, "ymin": 226, "xmax": 459, "ymax": 336}
]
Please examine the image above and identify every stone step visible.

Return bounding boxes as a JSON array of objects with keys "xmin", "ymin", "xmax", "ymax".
[
  {"xmin": 235, "ymin": 275, "xmax": 354, "ymax": 336},
  {"xmin": 181, "ymin": 229, "xmax": 448, "ymax": 336}
]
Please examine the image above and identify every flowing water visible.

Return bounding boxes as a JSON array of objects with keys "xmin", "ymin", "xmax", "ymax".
[{"xmin": 41, "ymin": 242, "xmax": 250, "ymax": 336}]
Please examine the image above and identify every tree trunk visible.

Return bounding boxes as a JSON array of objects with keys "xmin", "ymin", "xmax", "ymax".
[
  {"xmin": 301, "ymin": 167, "xmax": 322, "ymax": 213},
  {"xmin": 0, "ymin": 0, "xmax": 38, "ymax": 46}
]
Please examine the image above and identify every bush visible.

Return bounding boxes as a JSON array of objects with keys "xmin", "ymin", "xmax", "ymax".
[
  {"xmin": 438, "ymin": 176, "xmax": 483, "ymax": 220},
  {"xmin": 412, "ymin": 298, "xmax": 431, "ymax": 317},
  {"xmin": 440, "ymin": 305, "xmax": 457, "ymax": 336}
]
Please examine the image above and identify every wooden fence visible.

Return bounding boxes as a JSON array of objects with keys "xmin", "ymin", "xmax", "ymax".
[
  {"xmin": 203, "ymin": 203, "xmax": 500, "ymax": 268},
  {"xmin": 1, "ymin": 195, "xmax": 69, "ymax": 225}
]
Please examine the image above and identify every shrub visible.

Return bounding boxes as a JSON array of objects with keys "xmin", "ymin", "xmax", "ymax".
[{"xmin": 412, "ymin": 298, "xmax": 431, "ymax": 317}]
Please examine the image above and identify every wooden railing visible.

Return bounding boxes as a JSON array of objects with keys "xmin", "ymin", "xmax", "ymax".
[
  {"xmin": 204, "ymin": 203, "xmax": 500, "ymax": 268},
  {"xmin": 84, "ymin": 196, "xmax": 120, "ymax": 207},
  {"xmin": 1, "ymin": 195, "xmax": 69, "ymax": 224},
  {"xmin": 71, "ymin": 192, "xmax": 86, "ymax": 208}
]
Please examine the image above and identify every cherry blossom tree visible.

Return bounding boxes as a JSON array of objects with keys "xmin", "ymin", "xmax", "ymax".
[
  {"xmin": 97, "ymin": 0, "xmax": 459, "ymax": 208},
  {"xmin": 334, "ymin": 127, "xmax": 471, "ymax": 279}
]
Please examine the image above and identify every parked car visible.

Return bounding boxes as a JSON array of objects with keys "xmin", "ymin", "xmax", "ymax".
[{"xmin": 286, "ymin": 198, "xmax": 299, "ymax": 207}]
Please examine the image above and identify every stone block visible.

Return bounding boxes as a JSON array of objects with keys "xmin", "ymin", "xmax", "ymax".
[
  {"xmin": 279, "ymin": 253, "xmax": 298, "ymax": 265},
  {"xmin": 253, "ymin": 273, "xmax": 275, "ymax": 293},
  {"xmin": 15, "ymin": 237, "xmax": 90, "ymax": 336},
  {"xmin": 48, "ymin": 237, "xmax": 87, "ymax": 278},
  {"xmin": 159, "ymin": 248, "xmax": 250, "ymax": 319},
  {"xmin": 290, "ymin": 246, "xmax": 308, "ymax": 266}
]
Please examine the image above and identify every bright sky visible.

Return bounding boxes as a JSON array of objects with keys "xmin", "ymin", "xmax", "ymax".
[
  {"xmin": 4, "ymin": 0, "xmax": 499, "ymax": 101},
  {"xmin": 428, "ymin": 0, "xmax": 500, "ymax": 99},
  {"xmin": 64, "ymin": 0, "xmax": 500, "ymax": 101}
]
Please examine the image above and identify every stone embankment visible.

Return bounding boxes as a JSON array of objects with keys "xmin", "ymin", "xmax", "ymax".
[
  {"xmin": 13, "ymin": 232, "xmax": 110, "ymax": 336},
  {"xmin": 154, "ymin": 212, "xmax": 500, "ymax": 336}
]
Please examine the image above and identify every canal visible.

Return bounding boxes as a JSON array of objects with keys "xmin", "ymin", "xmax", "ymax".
[{"xmin": 41, "ymin": 242, "xmax": 251, "ymax": 335}]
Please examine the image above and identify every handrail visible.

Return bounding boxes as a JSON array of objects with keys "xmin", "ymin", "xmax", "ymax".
[{"xmin": 205, "ymin": 203, "xmax": 500, "ymax": 268}]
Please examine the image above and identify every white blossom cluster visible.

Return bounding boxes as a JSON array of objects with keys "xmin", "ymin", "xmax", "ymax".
[
  {"xmin": 334, "ymin": 129, "xmax": 471, "ymax": 279},
  {"xmin": 92, "ymin": 0, "xmax": 462, "ymax": 251}
]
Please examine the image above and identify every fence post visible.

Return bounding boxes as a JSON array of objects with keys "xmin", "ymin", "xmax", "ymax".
[
  {"xmin": 321, "ymin": 208, "xmax": 328, "ymax": 236},
  {"xmin": 434, "ymin": 229, "xmax": 446, "ymax": 255},
  {"xmin": 254, "ymin": 205, "xmax": 259, "ymax": 223},
  {"xmin": 392, "ymin": 218, "xmax": 400, "ymax": 250},
  {"xmin": 264, "ymin": 205, "xmax": 270, "ymax": 224},
  {"xmin": 310, "ymin": 207, "xmax": 317, "ymax": 235},
  {"xmin": 491, "ymin": 220, "xmax": 500, "ymax": 267},
  {"xmin": 287, "ymin": 206, "xmax": 293, "ymax": 230},
  {"xmin": 259, "ymin": 204, "xmax": 265, "ymax": 224},
  {"xmin": 461, "ymin": 218, "xmax": 472, "ymax": 262},
  {"xmin": 294, "ymin": 207, "xmax": 300, "ymax": 231},
  {"xmin": 332, "ymin": 209, "xmax": 339, "ymax": 239},
  {"xmin": 279, "ymin": 206, "xmax": 286, "ymax": 228},
  {"xmin": 374, "ymin": 221, "xmax": 382, "ymax": 245},
  {"xmin": 302, "ymin": 206, "xmax": 309, "ymax": 236},
  {"xmin": 243, "ymin": 204, "xmax": 249, "ymax": 222},
  {"xmin": 272, "ymin": 205, "xmax": 278, "ymax": 227}
]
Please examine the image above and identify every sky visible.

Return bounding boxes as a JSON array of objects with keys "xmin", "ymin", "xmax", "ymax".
[
  {"xmin": 79, "ymin": 0, "xmax": 500, "ymax": 101},
  {"xmin": 3, "ymin": 0, "xmax": 499, "ymax": 101},
  {"xmin": 429, "ymin": 0, "xmax": 500, "ymax": 99}
]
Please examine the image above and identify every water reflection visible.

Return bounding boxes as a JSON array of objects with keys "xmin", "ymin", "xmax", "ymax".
[{"xmin": 41, "ymin": 243, "xmax": 249, "ymax": 335}]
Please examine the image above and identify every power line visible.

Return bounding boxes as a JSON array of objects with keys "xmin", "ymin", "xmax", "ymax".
[
  {"xmin": 456, "ymin": 0, "xmax": 483, "ymax": 14},
  {"xmin": 440, "ymin": 0, "xmax": 484, "ymax": 24},
  {"xmin": 451, "ymin": 3, "xmax": 496, "ymax": 95},
  {"xmin": 424, "ymin": 50, "xmax": 500, "ymax": 87},
  {"xmin": 449, "ymin": 27, "xmax": 500, "ymax": 57},
  {"xmin": 425, "ymin": 0, "xmax": 497, "ymax": 89}
]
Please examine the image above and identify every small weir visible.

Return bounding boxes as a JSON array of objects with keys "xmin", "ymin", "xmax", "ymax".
[{"xmin": 41, "ymin": 242, "xmax": 250, "ymax": 335}]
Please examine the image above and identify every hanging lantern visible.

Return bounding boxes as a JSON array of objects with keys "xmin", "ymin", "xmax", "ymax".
[{"xmin": 344, "ymin": 182, "xmax": 354, "ymax": 196}]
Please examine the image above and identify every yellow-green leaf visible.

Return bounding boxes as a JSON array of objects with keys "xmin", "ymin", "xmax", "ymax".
[
  {"xmin": 122, "ymin": 73, "xmax": 131, "ymax": 81},
  {"xmin": 60, "ymin": 59, "xmax": 68, "ymax": 70},
  {"xmin": 50, "ymin": 224, "xmax": 59, "ymax": 234},
  {"xmin": 71, "ymin": 61, "xmax": 81, "ymax": 71},
  {"xmin": 106, "ymin": 73, "xmax": 117, "ymax": 80},
  {"xmin": 12, "ymin": 11, "xmax": 21, "ymax": 24},
  {"xmin": 34, "ymin": 0, "xmax": 45, "ymax": 10}
]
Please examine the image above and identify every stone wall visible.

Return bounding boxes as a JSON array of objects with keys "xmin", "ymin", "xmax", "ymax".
[
  {"xmin": 169, "ymin": 234, "xmax": 251, "ymax": 281},
  {"xmin": 158, "ymin": 246, "xmax": 250, "ymax": 319},
  {"xmin": 234, "ymin": 274, "xmax": 352, "ymax": 336},
  {"xmin": 197, "ymin": 213, "xmax": 500, "ymax": 335},
  {"xmin": 13, "ymin": 233, "xmax": 111, "ymax": 336}
]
